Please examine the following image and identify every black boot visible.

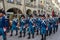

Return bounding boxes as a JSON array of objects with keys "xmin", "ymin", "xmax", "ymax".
[
  {"xmin": 44, "ymin": 34, "xmax": 46, "ymax": 40},
  {"xmin": 18, "ymin": 32, "xmax": 22, "ymax": 38},
  {"xmin": 34, "ymin": 27, "xmax": 36, "ymax": 32},
  {"xmin": 4, "ymin": 32, "xmax": 6, "ymax": 36},
  {"xmin": 56, "ymin": 25, "xmax": 58, "ymax": 32},
  {"xmin": 3, "ymin": 37, "xmax": 7, "ymax": 40},
  {"xmin": 15, "ymin": 30, "xmax": 18, "ymax": 36},
  {"xmin": 53, "ymin": 28, "xmax": 55, "ymax": 34},
  {"xmin": 46, "ymin": 30, "xmax": 48, "ymax": 36},
  {"xmin": 23, "ymin": 32, "xmax": 26, "ymax": 37},
  {"xmin": 27, "ymin": 33, "xmax": 31, "ymax": 39},
  {"xmin": 50, "ymin": 28, "xmax": 52, "ymax": 34},
  {"xmin": 41, "ymin": 35, "xmax": 43, "ymax": 40},
  {"xmin": 15, "ymin": 33, "xmax": 18, "ymax": 36},
  {"xmin": 36, "ymin": 30, "xmax": 39, "ymax": 35},
  {"xmin": 10, "ymin": 30, "xmax": 13, "ymax": 36},
  {"xmin": 49, "ymin": 30, "xmax": 51, "ymax": 36},
  {"xmin": 32, "ymin": 34, "xmax": 34, "ymax": 38},
  {"xmin": 23, "ymin": 28, "xmax": 26, "ymax": 37}
]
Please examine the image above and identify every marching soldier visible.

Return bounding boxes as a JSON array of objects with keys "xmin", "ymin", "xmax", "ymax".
[
  {"xmin": 19, "ymin": 15, "xmax": 26, "ymax": 37},
  {"xmin": 40, "ymin": 15, "xmax": 47, "ymax": 40},
  {"xmin": 36, "ymin": 15, "xmax": 42, "ymax": 35},
  {"xmin": 10, "ymin": 15, "xmax": 18, "ymax": 36},
  {"xmin": 27, "ymin": 15, "xmax": 35, "ymax": 39},
  {"xmin": 46, "ymin": 18, "xmax": 52, "ymax": 36},
  {"xmin": 54, "ymin": 17, "xmax": 58, "ymax": 32},
  {"xmin": 45, "ymin": 14, "xmax": 52, "ymax": 36},
  {"xmin": 5, "ymin": 15, "xmax": 10, "ymax": 33},
  {"xmin": 0, "ymin": 9, "xmax": 7, "ymax": 40},
  {"xmin": 52, "ymin": 18, "xmax": 56, "ymax": 34},
  {"xmin": 55, "ymin": 17, "xmax": 58, "ymax": 32}
]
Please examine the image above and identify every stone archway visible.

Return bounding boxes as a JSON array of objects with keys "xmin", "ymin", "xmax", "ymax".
[
  {"xmin": 33, "ymin": 10, "xmax": 37, "ymax": 16},
  {"xmin": 7, "ymin": 8, "xmax": 23, "ymax": 20},
  {"xmin": 7, "ymin": 8, "xmax": 22, "ymax": 14},
  {"xmin": 26, "ymin": 9, "xmax": 32, "ymax": 16}
]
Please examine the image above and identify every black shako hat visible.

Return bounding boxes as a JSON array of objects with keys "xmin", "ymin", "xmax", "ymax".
[
  {"xmin": 21, "ymin": 15, "xmax": 25, "ymax": 18},
  {"xmin": 29, "ymin": 14, "xmax": 33, "ymax": 17},
  {"xmin": 0, "ymin": 9, "xmax": 5, "ymax": 14}
]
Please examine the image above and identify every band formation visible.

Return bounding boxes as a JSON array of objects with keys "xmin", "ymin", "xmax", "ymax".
[{"xmin": 0, "ymin": 9, "xmax": 59, "ymax": 40}]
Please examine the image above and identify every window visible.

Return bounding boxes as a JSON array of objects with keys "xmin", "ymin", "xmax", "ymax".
[
  {"xmin": 16, "ymin": 0, "xmax": 21, "ymax": 5},
  {"xmin": 30, "ymin": 0, "xmax": 36, "ymax": 2},
  {"xmin": 8, "ymin": 0, "xmax": 14, "ymax": 3}
]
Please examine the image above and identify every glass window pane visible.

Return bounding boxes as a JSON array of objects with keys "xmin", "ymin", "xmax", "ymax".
[
  {"xmin": 8, "ymin": 0, "xmax": 14, "ymax": 3},
  {"xmin": 16, "ymin": 0, "xmax": 21, "ymax": 5},
  {"xmin": 16, "ymin": 0, "xmax": 20, "ymax": 2}
]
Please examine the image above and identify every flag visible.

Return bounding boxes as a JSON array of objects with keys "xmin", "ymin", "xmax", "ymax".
[{"xmin": 52, "ymin": 10, "xmax": 55, "ymax": 17}]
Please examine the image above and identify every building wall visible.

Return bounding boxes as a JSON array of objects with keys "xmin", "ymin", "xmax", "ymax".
[
  {"xmin": 0, "ymin": 1, "xmax": 3, "ymax": 9},
  {"xmin": 1, "ymin": 0, "xmax": 57, "ymax": 16},
  {"xmin": 3, "ymin": 0, "xmax": 38, "ymax": 14}
]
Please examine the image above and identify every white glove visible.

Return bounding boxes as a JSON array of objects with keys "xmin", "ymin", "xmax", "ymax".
[
  {"xmin": 33, "ymin": 26, "xmax": 35, "ymax": 27},
  {"xmin": 3, "ymin": 28, "xmax": 6, "ymax": 32},
  {"xmin": 23, "ymin": 26, "xmax": 25, "ymax": 28},
  {"xmin": 46, "ymin": 28, "xmax": 48, "ymax": 30}
]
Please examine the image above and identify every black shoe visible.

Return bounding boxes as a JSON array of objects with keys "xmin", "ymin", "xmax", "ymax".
[
  {"xmin": 18, "ymin": 35, "xmax": 22, "ymax": 38},
  {"xmin": 23, "ymin": 34, "xmax": 25, "ymax": 37},
  {"xmin": 27, "ymin": 33, "xmax": 31, "ymax": 39},
  {"xmin": 49, "ymin": 32, "xmax": 51, "ymax": 36},
  {"xmin": 18, "ymin": 32, "xmax": 22, "ymax": 38},
  {"xmin": 15, "ymin": 34, "xmax": 18, "ymax": 36},
  {"xmin": 41, "ymin": 38, "xmax": 43, "ymax": 40},
  {"xmin": 3, "ymin": 38, "xmax": 7, "ymax": 40},
  {"xmin": 23, "ymin": 32, "xmax": 26, "ymax": 37},
  {"xmin": 10, "ymin": 34, "xmax": 13, "ymax": 36},
  {"xmin": 36, "ymin": 30, "xmax": 39, "ymax": 35},
  {"xmin": 36, "ymin": 32, "xmax": 39, "ymax": 35},
  {"xmin": 32, "ymin": 35, "xmax": 34, "ymax": 38},
  {"xmin": 27, "ymin": 37, "xmax": 30, "ymax": 39},
  {"xmin": 53, "ymin": 31, "xmax": 55, "ymax": 34}
]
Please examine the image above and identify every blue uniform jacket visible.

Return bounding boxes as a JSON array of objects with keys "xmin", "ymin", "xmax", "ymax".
[
  {"xmin": 12, "ymin": 18, "xmax": 18, "ymax": 26},
  {"xmin": 36, "ymin": 18, "xmax": 42, "ymax": 28},
  {"xmin": 40, "ymin": 20, "xmax": 46, "ymax": 35},
  {"xmin": 5, "ymin": 18, "xmax": 9, "ymax": 27},
  {"xmin": 0, "ymin": 16, "xmax": 5, "ymax": 28},
  {"xmin": 20, "ymin": 18, "xmax": 26, "ymax": 27}
]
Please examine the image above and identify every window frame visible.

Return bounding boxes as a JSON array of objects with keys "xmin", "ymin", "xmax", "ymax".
[
  {"xmin": 7, "ymin": 0, "xmax": 14, "ymax": 4},
  {"xmin": 16, "ymin": 0, "xmax": 22, "ymax": 5}
]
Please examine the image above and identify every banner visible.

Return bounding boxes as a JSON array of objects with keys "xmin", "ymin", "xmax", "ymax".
[{"xmin": 52, "ymin": 10, "xmax": 55, "ymax": 17}]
